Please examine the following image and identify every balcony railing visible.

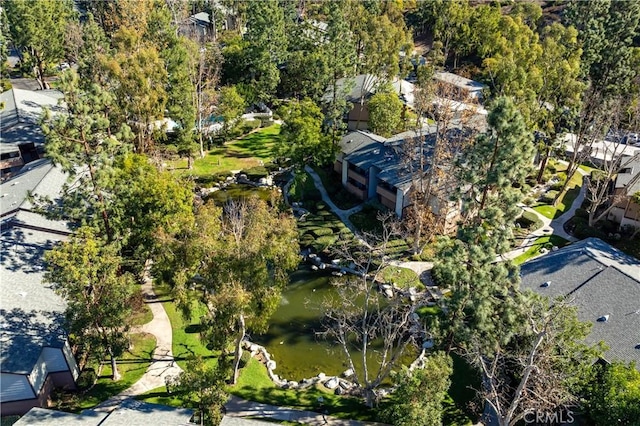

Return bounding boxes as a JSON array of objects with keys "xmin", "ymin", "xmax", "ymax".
[{"xmin": 347, "ymin": 168, "xmax": 367, "ymax": 185}]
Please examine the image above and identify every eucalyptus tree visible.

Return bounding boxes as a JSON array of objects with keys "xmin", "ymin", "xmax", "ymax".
[{"xmin": 166, "ymin": 197, "xmax": 299, "ymax": 385}]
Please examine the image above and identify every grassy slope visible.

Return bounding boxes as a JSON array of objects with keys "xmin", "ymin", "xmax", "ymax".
[
  {"xmin": 51, "ymin": 333, "xmax": 157, "ymax": 412},
  {"xmin": 534, "ymin": 168, "xmax": 583, "ymax": 220},
  {"xmin": 513, "ymin": 235, "xmax": 570, "ymax": 265},
  {"xmin": 171, "ymin": 125, "xmax": 281, "ymax": 176}
]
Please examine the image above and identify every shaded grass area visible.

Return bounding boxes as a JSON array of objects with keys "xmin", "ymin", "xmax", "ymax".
[
  {"xmin": 444, "ymin": 354, "xmax": 480, "ymax": 425},
  {"xmin": 379, "ymin": 266, "xmax": 422, "ymax": 289},
  {"xmin": 349, "ymin": 203, "xmax": 385, "ymax": 235},
  {"xmin": 534, "ymin": 169, "xmax": 583, "ymax": 220},
  {"xmin": 171, "ymin": 125, "xmax": 280, "ymax": 176},
  {"xmin": 154, "ymin": 283, "xmax": 218, "ymax": 370},
  {"xmin": 50, "ymin": 333, "xmax": 156, "ymax": 412},
  {"xmin": 129, "ymin": 302, "xmax": 153, "ymax": 326},
  {"xmin": 311, "ymin": 166, "xmax": 361, "ymax": 210},
  {"xmin": 513, "ymin": 235, "xmax": 570, "ymax": 265},
  {"xmin": 229, "ymin": 358, "xmax": 375, "ymax": 421}
]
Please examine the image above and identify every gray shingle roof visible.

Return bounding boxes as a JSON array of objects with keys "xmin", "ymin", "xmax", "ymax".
[
  {"xmin": 0, "ymin": 227, "xmax": 68, "ymax": 374},
  {"xmin": 13, "ymin": 407, "xmax": 107, "ymax": 425},
  {"xmin": 14, "ymin": 401, "xmax": 194, "ymax": 425},
  {"xmin": 0, "ymin": 160, "xmax": 72, "ymax": 375},
  {"xmin": 99, "ymin": 400, "xmax": 194, "ymax": 426},
  {"xmin": 520, "ymin": 238, "xmax": 640, "ymax": 367},
  {"xmin": 0, "ymin": 89, "xmax": 63, "ymax": 155}
]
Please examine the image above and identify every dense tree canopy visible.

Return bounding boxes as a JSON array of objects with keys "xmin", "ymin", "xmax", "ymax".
[{"xmin": 4, "ymin": 0, "xmax": 75, "ymax": 89}]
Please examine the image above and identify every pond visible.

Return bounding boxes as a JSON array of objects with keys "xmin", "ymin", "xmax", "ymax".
[{"xmin": 252, "ymin": 266, "xmax": 417, "ymax": 383}]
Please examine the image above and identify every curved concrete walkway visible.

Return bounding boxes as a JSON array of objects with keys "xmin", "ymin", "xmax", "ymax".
[
  {"xmin": 225, "ymin": 395, "xmax": 386, "ymax": 425},
  {"xmin": 502, "ymin": 171, "xmax": 588, "ymax": 261},
  {"xmin": 92, "ymin": 273, "xmax": 182, "ymax": 413},
  {"xmin": 304, "ymin": 165, "xmax": 363, "ymax": 235}
]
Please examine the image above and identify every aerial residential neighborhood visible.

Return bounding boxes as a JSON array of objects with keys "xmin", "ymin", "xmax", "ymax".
[{"xmin": 1, "ymin": 1, "xmax": 639, "ymax": 426}]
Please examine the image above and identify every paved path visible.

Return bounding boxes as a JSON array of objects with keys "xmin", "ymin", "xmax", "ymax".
[
  {"xmin": 225, "ymin": 395, "xmax": 387, "ymax": 426},
  {"xmin": 92, "ymin": 273, "xmax": 182, "ymax": 413},
  {"xmin": 304, "ymin": 166, "xmax": 371, "ymax": 250},
  {"xmin": 502, "ymin": 169, "xmax": 589, "ymax": 261}
]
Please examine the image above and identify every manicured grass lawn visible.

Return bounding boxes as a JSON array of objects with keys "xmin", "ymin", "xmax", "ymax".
[
  {"xmin": 379, "ymin": 266, "xmax": 423, "ymax": 289},
  {"xmin": 229, "ymin": 358, "xmax": 375, "ymax": 421},
  {"xmin": 129, "ymin": 302, "xmax": 153, "ymax": 326},
  {"xmin": 534, "ymin": 170, "xmax": 583, "ymax": 220},
  {"xmin": 171, "ymin": 125, "xmax": 280, "ymax": 176},
  {"xmin": 154, "ymin": 283, "xmax": 218, "ymax": 370},
  {"xmin": 513, "ymin": 235, "xmax": 570, "ymax": 265},
  {"xmin": 51, "ymin": 332, "xmax": 157, "ymax": 412}
]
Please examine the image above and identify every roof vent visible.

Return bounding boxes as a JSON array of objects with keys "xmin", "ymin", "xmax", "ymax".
[
  {"xmin": 540, "ymin": 281, "xmax": 551, "ymax": 288},
  {"xmin": 373, "ymin": 149, "xmax": 380, "ymax": 155},
  {"xmin": 11, "ymin": 181, "xmax": 19, "ymax": 186},
  {"xmin": 597, "ymin": 314, "xmax": 610, "ymax": 322},
  {"xmin": 635, "ymin": 344, "xmax": 640, "ymax": 350},
  {"xmin": 348, "ymin": 139, "xmax": 352, "ymax": 143},
  {"xmin": 18, "ymin": 292, "xmax": 27, "ymax": 298}
]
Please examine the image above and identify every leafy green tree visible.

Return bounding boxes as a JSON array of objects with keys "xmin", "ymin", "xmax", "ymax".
[
  {"xmin": 218, "ymin": 85, "xmax": 245, "ymax": 140},
  {"xmin": 533, "ymin": 23, "xmax": 584, "ymax": 182},
  {"xmin": 44, "ymin": 227, "xmax": 137, "ymax": 380},
  {"xmin": 277, "ymin": 98, "xmax": 335, "ymax": 167},
  {"xmin": 113, "ymin": 154, "xmax": 195, "ymax": 277},
  {"xmin": 417, "ymin": 0, "xmax": 473, "ymax": 68},
  {"xmin": 4, "ymin": 0, "xmax": 75, "ymax": 89},
  {"xmin": 147, "ymin": 6, "xmax": 198, "ymax": 156},
  {"xmin": 381, "ymin": 352, "xmax": 453, "ymax": 426},
  {"xmin": 170, "ymin": 197, "xmax": 299, "ymax": 384},
  {"xmin": 567, "ymin": 0, "xmax": 640, "ymax": 98},
  {"xmin": 175, "ymin": 357, "xmax": 229, "ymax": 426},
  {"xmin": 582, "ymin": 361, "xmax": 640, "ymax": 425},
  {"xmin": 100, "ymin": 28, "xmax": 168, "ymax": 153},
  {"xmin": 76, "ymin": 13, "xmax": 110, "ymax": 87},
  {"xmin": 324, "ymin": 0, "xmax": 356, "ymax": 142},
  {"xmin": 368, "ymin": 84, "xmax": 404, "ymax": 137}
]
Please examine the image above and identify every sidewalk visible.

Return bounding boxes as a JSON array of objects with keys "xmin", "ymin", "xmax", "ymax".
[
  {"xmin": 502, "ymin": 172, "xmax": 588, "ymax": 261},
  {"xmin": 225, "ymin": 395, "xmax": 387, "ymax": 426},
  {"xmin": 92, "ymin": 273, "xmax": 181, "ymax": 413}
]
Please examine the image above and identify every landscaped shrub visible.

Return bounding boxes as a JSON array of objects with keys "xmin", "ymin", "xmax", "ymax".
[
  {"xmin": 313, "ymin": 235, "xmax": 338, "ymax": 251},
  {"xmin": 541, "ymin": 190, "xmax": 559, "ymax": 204},
  {"xmin": 550, "ymin": 179, "xmax": 566, "ymax": 191},
  {"xmin": 523, "ymin": 197, "xmax": 536, "ymax": 206},
  {"xmin": 574, "ymin": 208, "xmax": 588, "ymax": 219},
  {"xmin": 311, "ymin": 228, "xmax": 334, "ymax": 237},
  {"xmin": 516, "ymin": 211, "xmax": 543, "ymax": 230}
]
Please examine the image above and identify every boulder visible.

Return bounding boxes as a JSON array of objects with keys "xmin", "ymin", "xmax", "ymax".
[
  {"xmin": 317, "ymin": 372, "xmax": 326, "ymax": 380},
  {"xmin": 384, "ymin": 288, "xmax": 394, "ymax": 298},
  {"xmin": 335, "ymin": 387, "xmax": 344, "ymax": 395},
  {"xmin": 267, "ymin": 360, "xmax": 276, "ymax": 371},
  {"xmin": 324, "ymin": 377, "xmax": 339, "ymax": 390},
  {"xmin": 342, "ymin": 369, "xmax": 354, "ymax": 378}
]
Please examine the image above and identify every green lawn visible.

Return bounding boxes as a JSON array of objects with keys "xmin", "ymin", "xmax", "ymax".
[
  {"xmin": 379, "ymin": 266, "xmax": 423, "ymax": 289},
  {"xmin": 51, "ymin": 332, "xmax": 157, "ymax": 412},
  {"xmin": 171, "ymin": 125, "xmax": 280, "ymax": 177},
  {"xmin": 513, "ymin": 235, "xmax": 571, "ymax": 265},
  {"xmin": 154, "ymin": 283, "xmax": 219, "ymax": 370},
  {"xmin": 534, "ymin": 170, "xmax": 583, "ymax": 219}
]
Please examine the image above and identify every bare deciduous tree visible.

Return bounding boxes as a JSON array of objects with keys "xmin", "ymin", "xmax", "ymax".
[
  {"xmin": 471, "ymin": 297, "xmax": 598, "ymax": 426},
  {"xmin": 584, "ymin": 99, "xmax": 640, "ymax": 226},
  {"xmin": 322, "ymin": 214, "xmax": 426, "ymax": 407},
  {"xmin": 401, "ymin": 76, "xmax": 481, "ymax": 254}
]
